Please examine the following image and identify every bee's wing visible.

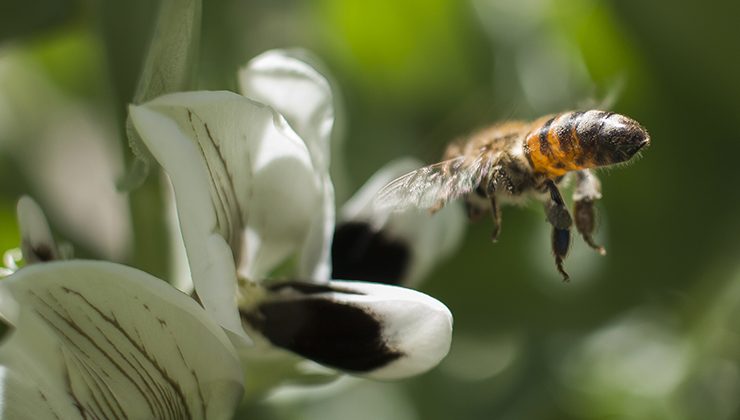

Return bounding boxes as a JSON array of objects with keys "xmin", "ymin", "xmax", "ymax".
[{"xmin": 375, "ymin": 155, "xmax": 489, "ymax": 212}]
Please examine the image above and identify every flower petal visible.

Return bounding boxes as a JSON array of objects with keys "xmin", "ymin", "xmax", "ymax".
[
  {"xmin": 297, "ymin": 191, "xmax": 335, "ymax": 283},
  {"xmin": 239, "ymin": 49, "xmax": 337, "ymax": 281},
  {"xmin": 241, "ymin": 280, "xmax": 453, "ymax": 380},
  {"xmin": 130, "ymin": 91, "xmax": 324, "ymax": 334},
  {"xmin": 335, "ymin": 158, "xmax": 466, "ymax": 286},
  {"xmin": 238, "ymin": 49, "xmax": 334, "ymax": 170},
  {"xmin": 16, "ymin": 196, "xmax": 59, "ymax": 263},
  {"xmin": 0, "ymin": 260, "xmax": 243, "ymax": 419}
]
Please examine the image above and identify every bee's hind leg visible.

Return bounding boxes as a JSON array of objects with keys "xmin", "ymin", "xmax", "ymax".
[
  {"xmin": 488, "ymin": 195, "xmax": 502, "ymax": 242},
  {"xmin": 482, "ymin": 177, "xmax": 502, "ymax": 242},
  {"xmin": 544, "ymin": 180, "xmax": 573, "ymax": 281},
  {"xmin": 573, "ymin": 170, "xmax": 606, "ymax": 256},
  {"xmin": 485, "ymin": 164, "xmax": 523, "ymax": 242},
  {"xmin": 552, "ymin": 228, "xmax": 571, "ymax": 281}
]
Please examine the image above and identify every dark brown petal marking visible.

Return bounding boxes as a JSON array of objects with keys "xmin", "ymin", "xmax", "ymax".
[
  {"xmin": 72, "ymin": 355, "xmax": 122, "ymax": 420},
  {"xmin": 190, "ymin": 368, "xmax": 207, "ymax": 420},
  {"xmin": 28, "ymin": 285, "xmax": 202, "ymax": 420},
  {"xmin": 61, "ymin": 360, "xmax": 87, "ymax": 418},
  {"xmin": 186, "ymin": 109, "xmax": 244, "ymax": 261},
  {"xmin": 32, "ymin": 292, "xmax": 130, "ymax": 418},
  {"xmin": 243, "ymin": 297, "xmax": 403, "ymax": 372},
  {"xmin": 38, "ymin": 389, "xmax": 63, "ymax": 420},
  {"xmin": 538, "ymin": 116, "xmax": 557, "ymax": 158},
  {"xmin": 32, "ymin": 290, "xmax": 165, "ymax": 418}
]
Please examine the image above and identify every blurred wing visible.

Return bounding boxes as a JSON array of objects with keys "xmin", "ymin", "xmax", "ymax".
[{"xmin": 375, "ymin": 155, "xmax": 489, "ymax": 211}]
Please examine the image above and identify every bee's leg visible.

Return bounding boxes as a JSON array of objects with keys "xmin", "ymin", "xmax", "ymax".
[
  {"xmin": 544, "ymin": 180, "xmax": 572, "ymax": 281},
  {"xmin": 483, "ymin": 176, "xmax": 502, "ymax": 242},
  {"xmin": 492, "ymin": 164, "xmax": 516, "ymax": 195},
  {"xmin": 552, "ymin": 228, "xmax": 571, "ymax": 281},
  {"xmin": 488, "ymin": 194, "xmax": 501, "ymax": 242},
  {"xmin": 573, "ymin": 170, "xmax": 606, "ymax": 255}
]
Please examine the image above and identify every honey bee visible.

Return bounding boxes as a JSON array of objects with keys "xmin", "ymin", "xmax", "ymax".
[{"xmin": 376, "ymin": 110, "xmax": 650, "ymax": 280}]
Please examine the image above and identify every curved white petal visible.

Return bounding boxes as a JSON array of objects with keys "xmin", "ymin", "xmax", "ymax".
[
  {"xmin": 338, "ymin": 158, "xmax": 466, "ymax": 286},
  {"xmin": 239, "ymin": 49, "xmax": 336, "ymax": 281},
  {"xmin": 297, "ymin": 191, "xmax": 335, "ymax": 282},
  {"xmin": 236, "ymin": 342, "xmax": 339, "ymax": 400},
  {"xmin": 327, "ymin": 280, "xmax": 453, "ymax": 380},
  {"xmin": 238, "ymin": 49, "xmax": 334, "ymax": 170},
  {"xmin": 130, "ymin": 91, "xmax": 324, "ymax": 334},
  {"xmin": 241, "ymin": 280, "xmax": 453, "ymax": 380},
  {"xmin": 0, "ymin": 365, "xmax": 77, "ymax": 420},
  {"xmin": 0, "ymin": 260, "xmax": 243, "ymax": 420}
]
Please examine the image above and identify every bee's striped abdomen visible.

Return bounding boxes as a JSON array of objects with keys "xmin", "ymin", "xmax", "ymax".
[
  {"xmin": 524, "ymin": 111, "xmax": 586, "ymax": 177},
  {"xmin": 524, "ymin": 110, "xmax": 649, "ymax": 178}
]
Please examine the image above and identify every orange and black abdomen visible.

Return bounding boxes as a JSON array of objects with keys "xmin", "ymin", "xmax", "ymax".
[{"xmin": 524, "ymin": 110, "xmax": 650, "ymax": 178}]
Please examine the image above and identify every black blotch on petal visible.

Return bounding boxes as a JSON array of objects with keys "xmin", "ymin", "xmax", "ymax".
[
  {"xmin": 23, "ymin": 243, "xmax": 57, "ymax": 264},
  {"xmin": 243, "ymin": 298, "xmax": 403, "ymax": 372},
  {"xmin": 0, "ymin": 317, "xmax": 13, "ymax": 343},
  {"xmin": 32, "ymin": 244, "xmax": 55, "ymax": 262},
  {"xmin": 331, "ymin": 222, "xmax": 411, "ymax": 285}
]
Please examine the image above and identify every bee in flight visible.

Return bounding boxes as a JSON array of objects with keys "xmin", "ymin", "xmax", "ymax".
[{"xmin": 376, "ymin": 110, "xmax": 650, "ymax": 281}]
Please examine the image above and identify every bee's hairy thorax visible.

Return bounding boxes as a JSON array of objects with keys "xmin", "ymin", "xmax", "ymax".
[{"xmin": 442, "ymin": 121, "xmax": 547, "ymax": 201}]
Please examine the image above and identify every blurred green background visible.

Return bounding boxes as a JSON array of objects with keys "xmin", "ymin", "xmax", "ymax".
[{"xmin": 2, "ymin": 0, "xmax": 740, "ymax": 419}]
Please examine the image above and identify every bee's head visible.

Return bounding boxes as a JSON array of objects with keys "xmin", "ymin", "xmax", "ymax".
[{"xmin": 577, "ymin": 111, "xmax": 650, "ymax": 166}]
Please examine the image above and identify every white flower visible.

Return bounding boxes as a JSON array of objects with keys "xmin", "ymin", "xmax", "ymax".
[
  {"xmin": 130, "ymin": 49, "xmax": 457, "ymax": 384},
  {"xmin": 0, "ymin": 197, "xmax": 244, "ymax": 419},
  {"xmin": 333, "ymin": 158, "xmax": 466, "ymax": 287}
]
